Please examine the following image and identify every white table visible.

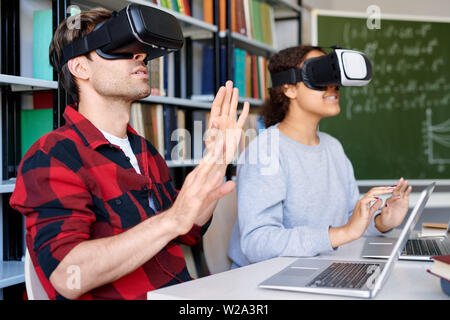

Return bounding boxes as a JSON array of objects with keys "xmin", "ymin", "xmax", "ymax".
[{"xmin": 147, "ymin": 234, "xmax": 449, "ymax": 300}]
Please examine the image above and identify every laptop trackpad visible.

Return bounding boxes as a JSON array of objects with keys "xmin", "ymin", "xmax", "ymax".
[
  {"xmin": 282, "ymin": 259, "xmax": 330, "ymax": 277},
  {"xmin": 280, "ymin": 267, "xmax": 318, "ymax": 277},
  {"xmin": 259, "ymin": 259, "xmax": 329, "ymax": 288}
]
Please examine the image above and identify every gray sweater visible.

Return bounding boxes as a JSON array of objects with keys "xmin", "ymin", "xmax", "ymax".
[{"xmin": 228, "ymin": 124, "xmax": 385, "ymax": 268}]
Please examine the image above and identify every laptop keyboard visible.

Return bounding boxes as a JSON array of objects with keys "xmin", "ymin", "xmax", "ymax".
[
  {"xmin": 402, "ymin": 239, "xmax": 442, "ymax": 256},
  {"xmin": 306, "ymin": 263, "xmax": 381, "ymax": 289}
]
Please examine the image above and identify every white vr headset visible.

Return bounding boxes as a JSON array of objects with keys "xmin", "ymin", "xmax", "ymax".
[{"xmin": 271, "ymin": 48, "xmax": 373, "ymax": 90}]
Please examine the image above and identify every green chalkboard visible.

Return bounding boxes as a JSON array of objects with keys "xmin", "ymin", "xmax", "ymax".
[{"xmin": 313, "ymin": 12, "xmax": 450, "ymax": 179}]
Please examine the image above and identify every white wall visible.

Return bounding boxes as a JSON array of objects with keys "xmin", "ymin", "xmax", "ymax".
[
  {"xmin": 308, "ymin": 0, "xmax": 450, "ymax": 17},
  {"xmin": 276, "ymin": 0, "xmax": 450, "ymax": 49}
]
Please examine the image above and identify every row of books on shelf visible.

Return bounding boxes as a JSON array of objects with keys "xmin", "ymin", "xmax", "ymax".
[
  {"xmin": 148, "ymin": 0, "xmax": 192, "ymax": 16},
  {"xmin": 129, "ymin": 102, "xmax": 264, "ymax": 162},
  {"xmin": 200, "ymin": 45, "xmax": 270, "ymax": 100},
  {"xmin": 150, "ymin": 0, "xmax": 278, "ymax": 48},
  {"xmin": 19, "ymin": 101, "xmax": 265, "ymax": 168},
  {"xmin": 221, "ymin": 0, "xmax": 277, "ymax": 47},
  {"xmin": 131, "ymin": 103, "xmax": 213, "ymax": 160},
  {"xmin": 31, "ymin": 6, "xmax": 272, "ymax": 102},
  {"xmin": 150, "ymin": 44, "xmax": 271, "ymax": 101},
  {"xmin": 145, "ymin": 0, "xmax": 279, "ymax": 49},
  {"xmin": 233, "ymin": 47, "xmax": 270, "ymax": 101}
]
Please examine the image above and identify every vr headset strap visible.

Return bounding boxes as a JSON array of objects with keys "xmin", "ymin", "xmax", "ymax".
[
  {"xmin": 60, "ymin": 25, "xmax": 112, "ymax": 67},
  {"xmin": 271, "ymin": 68, "xmax": 302, "ymax": 88}
]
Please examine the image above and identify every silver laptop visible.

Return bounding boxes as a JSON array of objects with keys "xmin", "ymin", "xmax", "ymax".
[
  {"xmin": 362, "ymin": 188, "xmax": 449, "ymax": 261},
  {"xmin": 258, "ymin": 182, "xmax": 435, "ymax": 299}
]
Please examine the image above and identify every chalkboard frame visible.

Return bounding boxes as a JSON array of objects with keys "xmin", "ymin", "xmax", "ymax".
[{"xmin": 310, "ymin": 9, "xmax": 450, "ymax": 188}]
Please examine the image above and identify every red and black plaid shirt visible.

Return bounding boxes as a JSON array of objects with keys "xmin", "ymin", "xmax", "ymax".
[{"xmin": 10, "ymin": 105, "xmax": 207, "ymax": 300}]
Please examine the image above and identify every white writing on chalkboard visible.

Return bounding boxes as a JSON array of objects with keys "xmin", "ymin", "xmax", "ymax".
[
  {"xmin": 341, "ymin": 22, "xmax": 450, "ymax": 121},
  {"xmin": 424, "ymin": 108, "xmax": 450, "ymax": 172}
]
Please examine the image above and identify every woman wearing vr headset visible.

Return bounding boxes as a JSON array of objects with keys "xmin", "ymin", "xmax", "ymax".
[{"xmin": 228, "ymin": 45, "xmax": 412, "ymax": 268}]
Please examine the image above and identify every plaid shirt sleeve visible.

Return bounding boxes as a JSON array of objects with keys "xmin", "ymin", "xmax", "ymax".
[{"xmin": 10, "ymin": 144, "xmax": 95, "ymax": 281}]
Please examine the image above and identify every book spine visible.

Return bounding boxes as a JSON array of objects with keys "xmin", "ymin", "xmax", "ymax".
[
  {"xmin": 177, "ymin": 0, "xmax": 185, "ymax": 14},
  {"xmin": 183, "ymin": 0, "xmax": 192, "ymax": 16},
  {"xmin": 201, "ymin": 45, "xmax": 215, "ymax": 95},
  {"xmin": 234, "ymin": 48, "xmax": 246, "ymax": 97},
  {"xmin": 33, "ymin": 10, "xmax": 53, "ymax": 81},
  {"xmin": 204, "ymin": 0, "xmax": 213, "ymax": 24},
  {"xmin": 20, "ymin": 109, "xmax": 53, "ymax": 158},
  {"xmin": 33, "ymin": 91, "xmax": 53, "ymax": 109},
  {"xmin": 252, "ymin": 0, "xmax": 262, "ymax": 43},
  {"xmin": 156, "ymin": 104, "xmax": 165, "ymax": 157},
  {"xmin": 164, "ymin": 105, "xmax": 171, "ymax": 159},
  {"xmin": 243, "ymin": 0, "xmax": 252, "ymax": 38},
  {"xmin": 159, "ymin": 57, "xmax": 166, "ymax": 96},
  {"xmin": 231, "ymin": 0, "xmax": 237, "ymax": 32},
  {"xmin": 245, "ymin": 52, "xmax": 252, "ymax": 98},
  {"xmin": 219, "ymin": 0, "xmax": 226, "ymax": 31},
  {"xmin": 251, "ymin": 55, "xmax": 258, "ymax": 99},
  {"xmin": 235, "ymin": 0, "xmax": 246, "ymax": 36},
  {"xmin": 220, "ymin": 44, "xmax": 227, "ymax": 87},
  {"xmin": 172, "ymin": 0, "xmax": 180, "ymax": 12}
]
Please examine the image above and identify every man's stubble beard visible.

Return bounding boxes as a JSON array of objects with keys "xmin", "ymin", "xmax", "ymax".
[{"xmin": 92, "ymin": 74, "xmax": 152, "ymax": 102}]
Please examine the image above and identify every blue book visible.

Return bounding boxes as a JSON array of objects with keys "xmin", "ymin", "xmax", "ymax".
[
  {"xmin": 170, "ymin": 106, "xmax": 177, "ymax": 159},
  {"xmin": 163, "ymin": 105, "xmax": 178, "ymax": 160},
  {"xmin": 163, "ymin": 105, "xmax": 171, "ymax": 160},
  {"xmin": 220, "ymin": 45, "xmax": 227, "ymax": 87},
  {"xmin": 33, "ymin": 10, "xmax": 53, "ymax": 80},
  {"xmin": 201, "ymin": 45, "xmax": 214, "ymax": 95},
  {"xmin": 233, "ymin": 48, "xmax": 246, "ymax": 97},
  {"xmin": 163, "ymin": 56, "xmax": 168, "ymax": 95},
  {"xmin": 191, "ymin": 110, "xmax": 206, "ymax": 159}
]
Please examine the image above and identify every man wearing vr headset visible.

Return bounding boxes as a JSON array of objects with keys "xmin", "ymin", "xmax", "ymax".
[
  {"xmin": 10, "ymin": 5, "xmax": 249, "ymax": 300},
  {"xmin": 228, "ymin": 45, "xmax": 411, "ymax": 268}
]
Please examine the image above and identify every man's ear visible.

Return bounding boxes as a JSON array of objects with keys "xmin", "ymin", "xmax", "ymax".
[
  {"xmin": 282, "ymin": 84, "xmax": 297, "ymax": 99},
  {"xmin": 67, "ymin": 56, "xmax": 91, "ymax": 81}
]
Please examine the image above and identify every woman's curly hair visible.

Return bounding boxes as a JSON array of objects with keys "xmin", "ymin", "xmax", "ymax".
[{"xmin": 260, "ymin": 45, "xmax": 325, "ymax": 128}]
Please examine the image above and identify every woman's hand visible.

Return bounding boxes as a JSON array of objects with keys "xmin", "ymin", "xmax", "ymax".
[
  {"xmin": 344, "ymin": 186, "xmax": 397, "ymax": 241},
  {"xmin": 375, "ymin": 178, "xmax": 412, "ymax": 233}
]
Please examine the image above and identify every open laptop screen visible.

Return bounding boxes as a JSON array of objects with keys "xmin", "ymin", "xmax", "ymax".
[{"xmin": 371, "ymin": 182, "xmax": 436, "ymax": 296}]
